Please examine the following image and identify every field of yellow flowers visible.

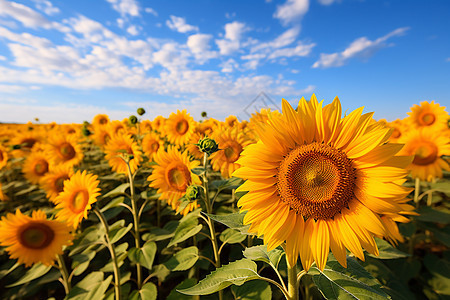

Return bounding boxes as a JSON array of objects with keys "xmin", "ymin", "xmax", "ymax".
[{"xmin": 0, "ymin": 95, "xmax": 449, "ymax": 300}]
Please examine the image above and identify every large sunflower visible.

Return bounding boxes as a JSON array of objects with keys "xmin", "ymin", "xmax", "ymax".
[
  {"xmin": 148, "ymin": 147, "xmax": 201, "ymax": 214},
  {"xmin": 41, "ymin": 164, "xmax": 74, "ymax": 203},
  {"xmin": 104, "ymin": 133, "xmax": 142, "ymax": 174},
  {"xmin": 233, "ymin": 95, "xmax": 415, "ymax": 271},
  {"xmin": 164, "ymin": 110, "xmax": 196, "ymax": 146},
  {"xmin": 0, "ymin": 210, "xmax": 73, "ymax": 266},
  {"xmin": 398, "ymin": 127, "xmax": 450, "ymax": 181},
  {"xmin": 210, "ymin": 126, "xmax": 255, "ymax": 178},
  {"xmin": 22, "ymin": 151, "xmax": 51, "ymax": 185},
  {"xmin": 406, "ymin": 101, "xmax": 449, "ymax": 131},
  {"xmin": 45, "ymin": 133, "xmax": 83, "ymax": 167},
  {"xmin": 54, "ymin": 170, "xmax": 101, "ymax": 228},
  {"xmin": 142, "ymin": 132, "xmax": 164, "ymax": 161}
]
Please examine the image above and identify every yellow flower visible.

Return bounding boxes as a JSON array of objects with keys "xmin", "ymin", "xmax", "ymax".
[
  {"xmin": 41, "ymin": 164, "xmax": 74, "ymax": 203},
  {"xmin": 0, "ymin": 183, "xmax": 9, "ymax": 201},
  {"xmin": 152, "ymin": 115, "xmax": 165, "ymax": 132},
  {"xmin": 92, "ymin": 127, "xmax": 112, "ymax": 148},
  {"xmin": 104, "ymin": 133, "xmax": 142, "ymax": 174},
  {"xmin": 406, "ymin": 101, "xmax": 449, "ymax": 131},
  {"xmin": 398, "ymin": 127, "xmax": 450, "ymax": 181},
  {"xmin": 186, "ymin": 131, "xmax": 205, "ymax": 160},
  {"xmin": 148, "ymin": 147, "xmax": 201, "ymax": 215},
  {"xmin": 22, "ymin": 151, "xmax": 51, "ymax": 185},
  {"xmin": 92, "ymin": 114, "xmax": 110, "ymax": 128},
  {"xmin": 387, "ymin": 119, "xmax": 408, "ymax": 143},
  {"xmin": 225, "ymin": 115, "xmax": 239, "ymax": 128},
  {"xmin": 54, "ymin": 170, "xmax": 101, "ymax": 228},
  {"xmin": 0, "ymin": 210, "xmax": 73, "ymax": 266},
  {"xmin": 45, "ymin": 133, "xmax": 83, "ymax": 167},
  {"xmin": 210, "ymin": 126, "xmax": 254, "ymax": 178},
  {"xmin": 11, "ymin": 130, "xmax": 44, "ymax": 158},
  {"xmin": 165, "ymin": 110, "xmax": 195, "ymax": 146},
  {"xmin": 142, "ymin": 132, "xmax": 164, "ymax": 161},
  {"xmin": 233, "ymin": 95, "xmax": 415, "ymax": 271},
  {"xmin": 0, "ymin": 144, "xmax": 8, "ymax": 170}
]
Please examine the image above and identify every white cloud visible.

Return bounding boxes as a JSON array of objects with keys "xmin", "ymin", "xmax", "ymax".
[
  {"xmin": 187, "ymin": 33, "xmax": 218, "ymax": 62},
  {"xmin": 117, "ymin": 18, "xmax": 124, "ymax": 28},
  {"xmin": 127, "ymin": 25, "xmax": 139, "ymax": 35},
  {"xmin": 144, "ymin": 7, "xmax": 157, "ymax": 16},
  {"xmin": 0, "ymin": 54, "xmax": 6, "ymax": 60},
  {"xmin": 106, "ymin": 0, "xmax": 140, "ymax": 17},
  {"xmin": 215, "ymin": 21, "xmax": 248, "ymax": 55},
  {"xmin": 312, "ymin": 27, "xmax": 410, "ymax": 68},
  {"xmin": 220, "ymin": 58, "xmax": 239, "ymax": 73},
  {"xmin": 166, "ymin": 15, "xmax": 198, "ymax": 33},
  {"xmin": 33, "ymin": 0, "xmax": 60, "ymax": 16},
  {"xmin": 0, "ymin": 84, "xmax": 34, "ymax": 93},
  {"xmin": 317, "ymin": 0, "xmax": 338, "ymax": 5},
  {"xmin": 268, "ymin": 42, "xmax": 315, "ymax": 59},
  {"xmin": 274, "ymin": 0, "xmax": 309, "ymax": 26}
]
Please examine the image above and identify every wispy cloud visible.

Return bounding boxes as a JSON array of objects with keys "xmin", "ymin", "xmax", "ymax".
[
  {"xmin": 273, "ymin": 0, "xmax": 309, "ymax": 26},
  {"xmin": 312, "ymin": 27, "xmax": 410, "ymax": 68},
  {"xmin": 166, "ymin": 15, "xmax": 198, "ymax": 33},
  {"xmin": 106, "ymin": 0, "xmax": 140, "ymax": 18}
]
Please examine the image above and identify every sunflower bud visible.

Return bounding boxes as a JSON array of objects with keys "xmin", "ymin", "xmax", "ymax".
[
  {"xmin": 82, "ymin": 126, "xmax": 92, "ymax": 137},
  {"xmin": 129, "ymin": 115, "xmax": 138, "ymax": 125},
  {"xmin": 137, "ymin": 108, "xmax": 146, "ymax": 116},
  {"xmin": 197, "ymin": 137, "xmax": 219, "ymax": 155},
  {"xmin": 185, "ymin": 185, "xmax": 200, "ymax": 201},
  {"xmin": 201, "ymin": 111, "xmax": 207, "ymax": 118}
]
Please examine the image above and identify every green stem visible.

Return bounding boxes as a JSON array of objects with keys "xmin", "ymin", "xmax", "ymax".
[
  {"xmin": 57, "ymin": 254, "xmax": 71, "ymax": 294},
  {"xmin": 125, "ymin": 160, "xmax": 142, "ymax": 289},
  {"xmin": 286, "ymin": 258, "xmax": 299, "ymax": 300},
  {"xmin": 94, "ymin": 208, "xmax": 121, "ymax": 300},
  {"xmin": 414, "ymin": 177, "xmax": 420, "ymax": 207}
]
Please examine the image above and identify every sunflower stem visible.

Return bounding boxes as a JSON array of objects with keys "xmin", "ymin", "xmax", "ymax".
[
  {"xmin": 125, "ymin": 159, "xmax": 143, "ymax": 289},
  {"xmin": 57, "ymin": 254, "xmax": 71, "ymax": 294},
  {"xmin": 286, "ymin": 258, "xmax": 299, "ymax": 300},
  {"xmin": 93, "ymin": 208, "xmax": 121, "ymax": 300},
  {"xmin": 414, "ymin": 177, "xmax": 420, "ymax": 207},
  {"xmin": 201, "ymin": 152, "xmax": 223, "ymax": 300}
]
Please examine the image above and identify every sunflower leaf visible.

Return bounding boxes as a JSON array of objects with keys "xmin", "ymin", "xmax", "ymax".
[
  {"xmin": 369, "ymin": 238, "xmax": 410, "ymax": 259},
  {"xmin": 168, "ymin": 214, "xmax": 202, "ymax": 247},
  {"xmin": 66, "ymin": 271, "xmax": 112, "ymax": 300},
  {"xmin": 177, "ymin": 259, "xmax": 260, "ymax": 295},
  {"xmin": 108, "ymin": 223, "xmax": 133, "ymax": 244},
  {"xmin": 101, "ymin": 183, "xmax": 130, "ymax": 199},
  {"xmin": 309, "ymin": 256, "xmax": 390, "ymax": 300},
  {"xmin": 243, "ymin": 245, "xmax": 284, "ymax": 269},
  {"xmin": 129, "ymin": 282, "xmax": 158, "ymax": 300},
  {"xmin": 205, "ymin": 212, "xmax": 252, "ymax": 234},
  {"xmin": 128, "ymin": 241, "xmax": 157, "ymax": 270},
  {"xmin": 220, "ymin": 228, "xmax": 246, "ymax": 244},
  {"xmin": 231, "ymin": 280, "xmax": 272, "ymax": 300},
  {"xmin": 164, "ymin": 246, "xmax": 199, "ymax": 271},
  {"xmin": 6, "ymin": 263, "xmax": 52, "ymax": 287}
]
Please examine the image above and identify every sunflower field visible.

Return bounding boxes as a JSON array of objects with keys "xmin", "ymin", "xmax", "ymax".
[{"xmin": 0, "ymin": 96, "xmax": 449, "ymax": 300}]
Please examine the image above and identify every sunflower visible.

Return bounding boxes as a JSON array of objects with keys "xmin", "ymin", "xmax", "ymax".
[
  {"xmin": 92, "ymin": 127, "xmax": 112, "ymax": 148},
  {"xmin": 11, "ymin": 130, "xmax": 44, "ymax": 158},
  {"xmin": 104, "ymin": 133, "xmax": 142, "ymax": 174},
  {"xmin": 92, "ymin": 114, "xmax": 110, "ymax": 128},
  {"xmin": 41, "ymin": 164, "xmax": 74, "ymax": 203},
  {"xmin": 22, "ymin": 151, "xmax": 51, "ymax": 185},
  {"xmin": 0, "ymin": 210, "xmax": 73, "ymax": 266},
  {"xmin": 210, "ymin": 126, "xmax": 254, "ymax": 178},
  {"xmin": 233, "ymin": 95, "xmax": 415, "ymax": 271},
  {"xmin": 148, "ymin": 147, "xmax": 201, "ymax": 214},
  {"xmin": 45, "ymin": 133, "xmax": 83, "ymax": 167},
  {"xmin": 186, "ymin": 131, "xmax": 205, "ymax": 160},
  {"xmin": 108, "ymin": 120, "xmax": 128, "ymax": 137},
  {"xmin": 142, "ymin": 132, "xmax": 164, "ymax": 161},
  {"xmin": 54, "ymin": 170, "xmax": 101, "ymax": 228},
  {"xmin": 225, "ymin": 115, "xmax": 239, "ymax": 128},
  {"xmin": 398, "ymin": 127, "xmax": 450, "ymax": 181},
  {"xmin": 152, "ymin": 115, "xmax": 166, "ymax": 132},
  {"xmin": 0, "ymin": 183, "xmax": 9, "ymax": 201},
  {"xmin": 164, "ymin": 110, "xmax": 196, "ymax": 146},
  {"xmin": 140, "ymin": 120, "xmax": 153, "ymax": 134},
  {"xmin": 0, "ymin": 144, "xmax": 8, "ymax": 170},
  {"xmin": 197, "ymin": 119, "xmax": 218, "ymax": 136},
  {"xmin": 406, "ymin": 101, "xmax": 449, "ymax": 131},
  {"xmin": 387, "ymin": 119, "xmax": 408, "ymax": 143}
]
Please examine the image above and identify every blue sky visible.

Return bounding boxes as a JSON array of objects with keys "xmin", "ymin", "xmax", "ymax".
[{"xmin": 0, "ymin": 0, "xmax": 449, "ymax": 123}]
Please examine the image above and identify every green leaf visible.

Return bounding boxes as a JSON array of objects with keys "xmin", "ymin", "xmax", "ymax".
[
  {"xmin": 6, "ymin": 263, "xmax": 52, "ymax": 287},
  {"xmin": 101, "ymin": 183, "xmax": 129, "ymax": 199},
  {"xmin": 149, "ymin": 264, "xmax": 170, "ymax": 282},
  {"xmin": 231, "ymin": 280, "xmax": 272, "ymax": 300},
  {"xmin": 243, "ymin": 245, "xmax": 284, "ymax": 269},
  {"xmin": 177, "ymin": 259, "xmax": 260, "ymax": 295},
  {"xmin": 72, "ymin": 251, "xmax": 96, "ymax": 276},
  {"xmin": 309, "ymin": 256, "xmax": 390, "ymax": 300},
  {"xmin": 191, "ymin": 167, "xmax": 205, "ymax": 176},
  {"xmin": 211, "ymin": 177, "xmax": 243, "ymax": 191},
  {"xmin": 423, "ymin": 253, "xmax": 450, "ymax": 295},
  {"xmin": 128, "ymin": 241, "xmax": 157, "ymax": 270},
  {"xmin": 167, "ymin": 278, "xmax": 197, "ymax": 300},
  {"xmin": 143, "ymin": 225, "xmax": 176, "ymax": 242},
  {"xmin": 205, "ymin": 212, "xmax": 251, "ymax": 234},
  {"xmin": 164, "ymin": 246, "xmax": 199, "ymax": 271},
  {"xmin": 220, "ymin": 228, "xmax": 246, "ymax": 244},
  {"xmin": 130, "ymin": 282, "xmax": 158, "ymax": 300},
  {"xmin": 66, "ymin": 272, "xmax": 112, "ymax": 300},
  {"xmin": 168, "ymin": 216, "xmax": 202, "ymax": 247},
  {"xmin": 368, "ymin": 238, "xmax": 410, "ymax": 259},
  {"xmin": 100, "ymin": 196, "xmax": 125, "ymax": 212},
  {"xmin": 415, "ymin": 206, "xmax": 450, "ymax": 224},
  {"xmin": 109, "ymin": 223, "xmax": 133, "ymax": 244}
]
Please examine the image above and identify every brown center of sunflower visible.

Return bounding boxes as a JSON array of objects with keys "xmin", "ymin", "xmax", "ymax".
[
  {"xmin": 59, "ymin": 143, "xmax": 76, "ymax": 160},
  {"xmin": 150, "ymin": 141, "xmax": 160, "ymax": 152},
  {"xmin": 55, "ymin": 175, "xmax": 69, "ymax": 193},
  {"xmin": 391, "ymin": 128, "xmax": 401, "ymax": 139},
  {"xmin": 68, "ymin": 190, "xmax": 89, "ymax": 213},
  {"xmin": 276, "ymin": 142, "xmax": 356, "ymax": 220},
  {"xmin": 419, "ymin": 112, "xmax": 436, "ymax": 126},
  {"xmin": 165, "ymin": 162, "xmax": 191, "ymax": 192},
  {"xmin": 412, "ymin": 142, "xmax": 438, "ymax": 165},
  {"xmin": 21, "ymin": 138, "xmax": 37, "ymax": 151},
  {"xmin": 34, "ymin": 159, "xmax": 49, "ymax": 176},
  {"xmin": 223, "ymin": 141, "xmax": 243, "ymax": 163},
  {"xmin": 175, "ymin": 120, "xmax": 189, "ymax": 135},
  {"xmin": 0, "ymin": 150, "xmax": 4, "ymax": 162},
  {"xmin": 68, "ymin": 129, "xmax": 76, "ymax": 134},
  {"xmin": 99, "ymin": 118, "xmax": 108, "ymax": 124},
  {"xmin": 19, "ymin": 222, "xmax": 55, "ymax": 249}
]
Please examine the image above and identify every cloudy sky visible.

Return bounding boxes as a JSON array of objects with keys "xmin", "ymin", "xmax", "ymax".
[{"xmin": 0, "ymin": 0, "xmax": 449, "ymax": 123}]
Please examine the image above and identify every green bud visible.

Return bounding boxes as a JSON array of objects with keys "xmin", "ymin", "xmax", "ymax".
[
  {"xmin": 82, "ymin": 126, "xmax": 92, "ymax": 137},
  {"xmin": 83, "ymin": 121, "xmax": 90, "ymax": 127},
  {"xmin": 129, "ymin": 115, "xmax": 138, "ymax": 125},
  {"xmin": 185, "ymin": 185, "xmax": 200, "ymax": 201},
  {"xmin": 201, "ymin": 111, "xmax": 207, "ymax": 118},
  {"xmin": 12, "ymin": 144, "xmax": 21, "ymax": 150},
  {"xmin": 128, "ymin": 154, "xmax": 134, "ymax": 160},
  {"xmin": 137, "ymin": 107, "xmax": 146, "ymax": 116},
  {"xmin": 197, "ymin": 137, "xmax": 219, "ymax": 155}
]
